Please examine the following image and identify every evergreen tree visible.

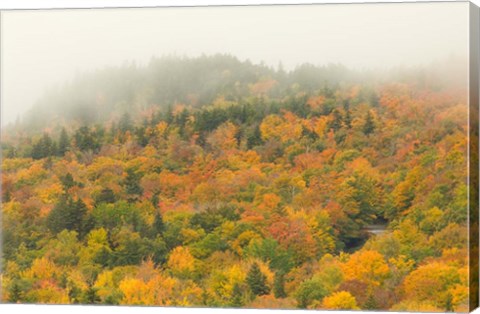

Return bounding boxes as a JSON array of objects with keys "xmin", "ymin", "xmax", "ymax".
[
  {"xmin": 151, "ymin": 192, "xmax": 160, "ymax": 209},
  {"xmin": 176, "ymin": 109, "xmax": 190, "ymax": 133},
  {"xmin": 273, "ymin": 272, "xmax": 286, "ymax": 298},
  {"xmin": 125, "ymin": 167, "xmax": 143, "ymax": 200},
  {"xmin": 74, "ymin": 126, "xmax": 99, "ymax": 151},
  {"xmin": 363, "ymin": 110, "xmax": 375, "ymax": 136},
  {"xmin": 246, "ymin": 262, "xmax": 270, "ymax": 297},
  {"xmin": 135, "ymin": 126, "xmax": 149, "ymax": 147},
  {"xmin": 8, "ymin": 280, "xmax": 23, "ymax": 303},
  {"xmin": 80, "ymin": 213, "xmax": 96, "ymax": 239},
  {"xmin": 445, "ymin": 292, "xmax": 454, "ymax": 312},
  {"xmin": 165, "ymin": 105, "xmax": 174, "ymax": 124},
  {"xmin": 67, "ymin": 281, "xmax": 82, "ymax": 304},
  {"xmin": 119, "ymin": 112, "xmax": 133, "ymax": 133},
  {"xmin": 343, "ymin": 101, "xmax": 352, "ymax": 129},
  {"xmin": 46, "ymin": 196, "xmax": 88, "ymax": 235},
  {"xmin": 329, "ymin": 109, "xmax": 343, "ymax": 131},
  {"xmin": 152, "ymin": 210, "xmax": 165, "ymax": 236},
  {"xmin": 70, "ymin": 199, "xmax": 88, "ymax": 232},
  {"xmin": 247, "ymin": 125, "xmax": 263, "ymax": 149},
  {"xmin": 95, "ymin": 188, "xmax": 116, "ymax": 204},
  {"xmin": 31, "ymin": 133, "xmax": 55, "ymax": 159},
  {"xmin": 3, "ymin": 189, "xmax": 11, "ymax": 203},
  {"xmin": 58, "ymin": 127, "xmax": 70, "ymax": 156},
  {"xmin": 301, "ymin": 126, "xmax": 319, "ymax": 141},
  {"xmin": 364, "ymin": 293, "xmax": 378, "ymax": 310},
  {"xmin": 41, "ymin": 133, "xmax": 54, "ymax": 157},
  {"xmin": 230, "ymin": 283, "xmax": 244, "ymax": 307},
  {"xmin": 60, "ymin": 173, "xmax": 76, "ymax": 191},
  {"xmin": 31, "ymin": 142, "xmax": 42, "ymax": 160},
  {"xmin": 82, "ymin": 285, "xmax": 101, "ymax": 304},
  {"xmin": 47, "ymin": 196, "xmax": 68, "ymax": 234}
]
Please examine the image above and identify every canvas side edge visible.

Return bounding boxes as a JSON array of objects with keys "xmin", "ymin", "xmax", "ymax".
[{"xmin": 469, "ymin": 1, "xmax": 480, "ymax": 312}]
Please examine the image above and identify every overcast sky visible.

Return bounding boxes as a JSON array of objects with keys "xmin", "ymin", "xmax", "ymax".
[{"xmin": 0, "ymin": 2, "xmax": 469, "ymax": 125}]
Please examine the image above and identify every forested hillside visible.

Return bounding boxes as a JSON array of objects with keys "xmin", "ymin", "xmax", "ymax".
[{"xmin": 0, "ymin": 55, "xmax": 470, "ymax": 311}]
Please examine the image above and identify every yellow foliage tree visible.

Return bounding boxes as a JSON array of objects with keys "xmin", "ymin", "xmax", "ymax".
[
  {"xmin": 313, "ymin": 116, "xmax": 330, "ymax": 138},
  {"xmin": 341, "ymin": 250, "xmax": 390, "ymax": 289},
  {"xmin": 25, "ymin": 280, "xmax": 69, "ymax": 304},
  {"xmin": 403, "ymin": 262, "xmax": 465, "ymax": 310},
  {"xmin": 321, "ymin": 291, "xmax": 360, "ymax": 310},
  {"xmin": 260, "ymin": 114, "xmax": 302, "ymax": 143},
  {"xmin": 167, "ymin": 246, "xmax": 196, "ymax": 277},
  {"xmin": 36, "ymin": 183, "xmax": 63, "ymax": 204},
  {"xmin": 119, "ymin": 278, "xmax": 155, "ymax": 305},
  {"xmin": 207, "ymin": 264, "xmax": 246, "ymax": 305},
  {"xmin": 23, "ymin": 257, "xmax": 60, "ymax": 281}
]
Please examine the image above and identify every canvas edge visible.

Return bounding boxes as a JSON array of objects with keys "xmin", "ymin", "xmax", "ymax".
[
  {"xmin": 0, "ymin": 0, "xmax": 471, "ymax": 12},
  {"xmin": 469, "ymin": 1, "xmax": 480, "ymax": 313}
]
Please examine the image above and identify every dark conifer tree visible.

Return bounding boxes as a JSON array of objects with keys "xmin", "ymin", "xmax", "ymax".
[
  {"xmin": 82, "ymin": 285, "xmax": 101, "ymax": 304},
  {"xmin": 95, "ymin": 188, "xmax": 116, "ymax": 205},
  {"xmin": 246, "ymin": 262, "xmax": 270, "ymax": 297},
  {"xmin": 230, "ymin": 283, "xmax": 244, "ymax": 307},
  {"xmin": 32, "ymin": 133, "xmax": 55, "ymax": 159},
  {"xmin": 125, "ymin": 167, "xmax": 143, "ymax": 201},
  {"xmin": 74, "ymin": 126, "xmax": 99, "ymax": 151},
  {"xmin": 247, "ymin": 125, "xmax": 263, "ymax": 149},
  {"xmin": 151, "ymin": 192, "xmax": 160, "ymax": 209},
  {"xmin": 151, "ymin": 211, "xmax": 165, "ymax": 236},
  {"xmin": 363, "ymin": 111, "xmax": 375, "ymax": 136},
  {"xmin": 60, "ymin": 173, "xmax": 76, "ymax": 191},
  {"xmin": 119, "ymin": 112, "xmax": 133, "ymax": 133},
  {"xmin": 8, "ymin": 280, "xmax": 22, "ymax": 303},
  {"xmin": 46, "ymin": 196, "xmax": 88, "ymax": 235},
  {"xmin": 343, "ymin": 101, "xmax": 352, "ymax": 129},
  {"xmin": 273, "ymin": 272, "xmax": 287, "ymax": 298},
  {"xmin": 330, "ymin": 109, "xmax": 343, "ymax": 131}
]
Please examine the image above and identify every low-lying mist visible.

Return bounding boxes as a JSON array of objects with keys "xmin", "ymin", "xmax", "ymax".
[{"xmin": 1, "ymin": 53, "xmax": 468, "ymax": 135}]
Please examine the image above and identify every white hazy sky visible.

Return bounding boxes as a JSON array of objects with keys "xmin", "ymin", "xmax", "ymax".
[{"xmin": 0, "ymin": 1, "xmax": 470, "ymax": 125}]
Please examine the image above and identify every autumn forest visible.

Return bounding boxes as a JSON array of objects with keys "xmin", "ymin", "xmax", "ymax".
[{"xmin": 0, "ymin": 55, "xmax": 471, "ymax": 311}]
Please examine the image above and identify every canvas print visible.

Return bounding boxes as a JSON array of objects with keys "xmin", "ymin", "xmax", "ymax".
[{"xmin": 0, "ymin": 2, "xmax": 479, "ymax": 312}]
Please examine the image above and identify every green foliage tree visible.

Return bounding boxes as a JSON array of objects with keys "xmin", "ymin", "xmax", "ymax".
[
  {"xmin": 246, "ymin": 238, "xmax": 294, "ymax": 273},
  {"xmin": 273, "ymin": 272, "xmax": 287, "ymax": 298},
  {"xmin": 295, "ymin": 277, "xmax": 328, "ymax": 308},
  {"xmin": 60, "ymin": 173, "xmax": 76, "ymax": 191},
  {"xmin": 363, "ymin": 111, "xmax": 375, "ymax": 136},
  {"xmin": 230, "ymin": 283, "xmax": 244, "ymax": 307},
  {"xmin": 74, "ymin": 126, "xmax": 100, "ymax": 151},
  {"xmin": 151, "ymin": 211, "xmax": 165, "ymax": 237},
  {"xmin": 329, "ymin": 109, "xmax": 343, "ymax": 131},
  {"xmin": 47, "ymin": 196, "xmax": 88, "ymax": 236},
  {"xmin": 57, "ymin": 127, "xmax": 70, "ymax": 156},
  {"xmin": 82, "ymin": 285, "xmax": 101, "ymax": 304},
  {"xmin": 124, "ymin": 168, "xmax": 144, "ymax": 200},
  {"xmin": 8, "ymin": 280, "xmax": 23, "ymax": 303},
  {"xmin": 95, "ymin": 188, "xmax": 116, "ymax": 205},
  {"xmin": 32, "ymin": 133, "xmax": 56, "ymax": 159},
  {"xmin": 343, "ymin": 101, "xmax": 352, "ymax": 129},
  {"xmin": 246, "ymin": 262, "xmax": 270, "ymax": 297}
]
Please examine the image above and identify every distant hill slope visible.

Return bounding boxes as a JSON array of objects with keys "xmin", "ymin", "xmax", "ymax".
[{"xmin": 18, "ymin": 54, "xmax": 355, "ymax": 132}]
